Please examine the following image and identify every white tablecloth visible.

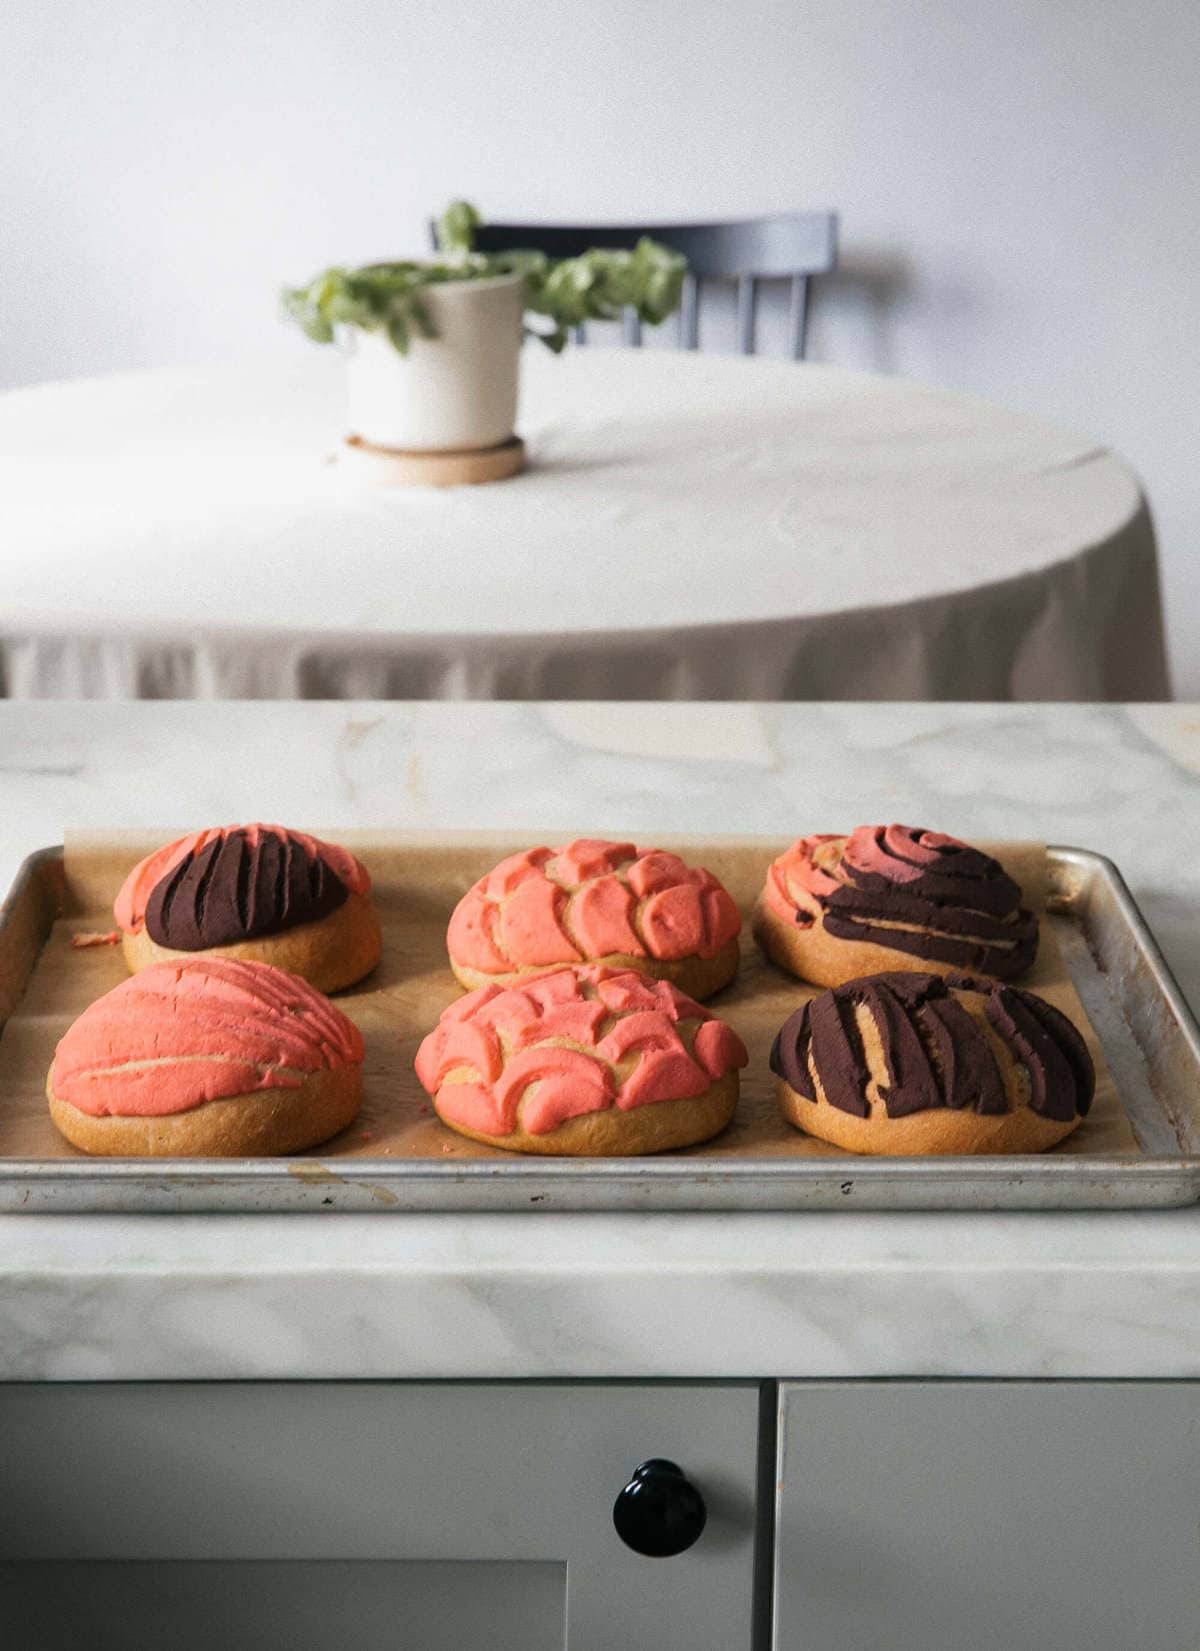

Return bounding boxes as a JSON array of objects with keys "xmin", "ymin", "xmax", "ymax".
[{"xmin": 0, "ymin": 351, "xmax": 1169, "ymax": 699}]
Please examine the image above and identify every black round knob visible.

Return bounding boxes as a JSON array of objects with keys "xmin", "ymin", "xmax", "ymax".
[{"xmin": 612, "ymin": 1458, "xmax": 707, "ymax": 1557}]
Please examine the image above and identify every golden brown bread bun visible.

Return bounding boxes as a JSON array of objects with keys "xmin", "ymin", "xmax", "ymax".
[
  {"xmin": 114, "ymin": 824, "xmax": 382, "ymax": 993},
  {"xmin": 770, "ymin": 971, "xmax": 1094, "ymax": 1156},
  {"xmin": 121, "ymin": 890, "xmax": 382, "ymax": 998},
  {"xmin": 47, "ymin": 957, "xmax": 364, "ymax": 1158},
  {"xmin": 446, "ymin": 839, "xmax": 741, "ymax": 1001},
  {"xmin": 755, "ymin": 824, "xmax": 1038, "ymax": 988},
  {"xmin": 49, "ymin": 1066, "xmax": 362, "ymax": 1159},
  {"xmin": 415, "ymin": 966, "xmax": 748, "ymax": 1156}
]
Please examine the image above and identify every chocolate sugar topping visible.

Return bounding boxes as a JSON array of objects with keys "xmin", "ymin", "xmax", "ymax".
[
  {"xmin": 144, "ymin": 828, "xmax": 349, "ymax": 950},
  {"xmin": 769, "ymin": 972, "xmax": 1094, "ymax": 1122},
  {"xmin": 817, "ymin": 827, "xmax": 1038, "ymax": 979},
  {"xmin": 983, "ymin": 983, "xmax": 1095, "ymax": 1124}
]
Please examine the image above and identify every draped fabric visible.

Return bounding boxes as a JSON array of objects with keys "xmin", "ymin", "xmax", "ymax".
[{"xmin": 0, "ymin": 351, "xmax": 1169, "ymax": 700}]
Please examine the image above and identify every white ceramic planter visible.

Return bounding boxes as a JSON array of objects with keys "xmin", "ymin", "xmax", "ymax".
[{"xmin": 343, "ymin": 270, "xmax": 525, "ymax": 452}]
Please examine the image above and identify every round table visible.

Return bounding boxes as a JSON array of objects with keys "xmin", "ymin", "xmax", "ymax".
[{"xmin": 0, "ymin": 351, "xmax": 1169, "ymax": 699}]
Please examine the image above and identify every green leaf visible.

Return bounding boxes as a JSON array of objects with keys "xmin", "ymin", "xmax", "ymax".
[
  {"xmin": 279, "ymin": 285, "xmax": 334, "ymax": 343},
  {"xmin": 408, "ymin": 293, "xmax": 437, "ymax": 340},
  {"xmin": 385, "ymin": 312, "xmax": 410, "ymax": 353},
  {"xmin": 436, "ymin": 200, "xmax": 482, "ymax": 254},
  {"xmin": 279, "ymin": 206, "xmax": 688, "ymax": 356}
]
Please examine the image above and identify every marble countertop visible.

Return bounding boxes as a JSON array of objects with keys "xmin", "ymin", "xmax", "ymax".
[{"xmin": 2, "ymin": 700, "xmax": 1198, "ymax": 1381}]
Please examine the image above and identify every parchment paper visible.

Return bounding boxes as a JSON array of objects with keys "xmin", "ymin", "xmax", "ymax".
[{"xmin": 0, "ymin": 834, "xmax": 1138, "ymax": 1160}]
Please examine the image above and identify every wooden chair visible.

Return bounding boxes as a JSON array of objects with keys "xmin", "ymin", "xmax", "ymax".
[{"xmin": 430, "ymin": 212, "xmax": 838, "ymax": 358}]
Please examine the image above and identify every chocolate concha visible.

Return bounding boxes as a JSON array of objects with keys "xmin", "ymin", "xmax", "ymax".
[
  {"xmin": 755, "ymin": 824, "xmax": 1038, "ymax": 987},
  {"xmin": 770, "ymin": 971, "xmax": 1094, "ymax": 1156}
]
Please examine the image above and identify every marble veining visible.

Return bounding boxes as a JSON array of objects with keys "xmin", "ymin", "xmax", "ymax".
[{"xmin": 1, "ymin": 701, "xmax": 1199, "ymax": 1381}]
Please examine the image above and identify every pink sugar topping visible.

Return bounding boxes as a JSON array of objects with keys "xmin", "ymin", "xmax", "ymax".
[
  {"xmin": 50, "ymin": 957, "xmax": 363, "ymax": 1118},
  {"xmin": 765, "ymin": 825, "xmax": 972, "ymax": 919},
  {"xmin": 415, "ymin": 965, "xmax": 747, "ymax": 1137},
  {"xmin": 447, "ymin": 840, "xmax": 741, "ymax": 974}
]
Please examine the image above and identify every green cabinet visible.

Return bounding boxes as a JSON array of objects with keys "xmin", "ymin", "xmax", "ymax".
[
  {"xmin": 0, "ymin": 1382, "xmax": 761, "ymax": 1650},
  {"xmin": 6, "ymin": 1378, "xmax": 1197, "ymax": 1648},
  {"xmin": 775, "ymin": 1381, "xmax": 1200, "ymax": 1651}
]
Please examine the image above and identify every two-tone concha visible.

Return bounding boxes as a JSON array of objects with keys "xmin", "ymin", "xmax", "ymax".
[
  {"xmin": 114, "ymin": 823, "xmax": 382, "ymax": 993},
  {"xmin": 756, "ymin": 824, "xmax": 1039, "ymax": 987}
]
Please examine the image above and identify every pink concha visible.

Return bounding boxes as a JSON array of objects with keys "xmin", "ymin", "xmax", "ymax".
[
  {"xmin": 447, "ymin": 840, "xmax": 742, "ymax": 975},
  {"xmin": 50, "ymin": 957, "xmax": 363, "ymax": 1119},
  {"xmin": 416, "ymin": 965, "xmax": 748, "ymax": 1137}
]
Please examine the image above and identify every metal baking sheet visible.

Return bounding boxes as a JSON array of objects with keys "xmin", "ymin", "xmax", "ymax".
[{"xmin": 0, "ymin": 840, "xmax": 1197, "ymax": 1212}]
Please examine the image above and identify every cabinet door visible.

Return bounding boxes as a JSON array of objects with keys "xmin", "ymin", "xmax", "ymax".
[
  {"xmin": 0, "ymin": 1382, "xmax": 759, "ymax": 1651},
  {"xmin": 775, "ymin": 1381, "xmax": 1200, "ymax": 1651}
]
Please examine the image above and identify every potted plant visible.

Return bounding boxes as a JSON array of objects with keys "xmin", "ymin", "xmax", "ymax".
[{"xmin": 281, "ymin": 202, "xmax": 686, "ymax": 460}]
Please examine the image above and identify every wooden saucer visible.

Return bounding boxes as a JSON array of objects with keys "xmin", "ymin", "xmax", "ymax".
[{"xmin": 342, "ymin": 434, "xmax": 526, "ymax": 487}]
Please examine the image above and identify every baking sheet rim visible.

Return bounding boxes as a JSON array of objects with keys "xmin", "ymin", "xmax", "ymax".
[{"xmin": 0, "ymin": 841, "xmax": 1196, "ymax": 1195}]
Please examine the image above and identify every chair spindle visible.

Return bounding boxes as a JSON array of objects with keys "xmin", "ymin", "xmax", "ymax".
[
  {"xmin": 679, "ymin": 274, "xmax": 700, "ymax": 350},
  {"xmin": 788, "ymin": 277, "xmax": 810, "ymax": 361},
  {"xmin": 736, "ymin": 276, "xmax": 757, "ymax": 355}
]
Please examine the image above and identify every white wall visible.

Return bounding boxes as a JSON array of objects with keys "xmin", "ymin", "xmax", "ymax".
[{"xmin": 5, "ymin": 0, "xmax": 1198, "ymax": 690}]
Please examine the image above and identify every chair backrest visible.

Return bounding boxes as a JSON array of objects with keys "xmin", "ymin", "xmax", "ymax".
[{"xmin": 428, "ymin": 212, "xmax": 838, "ymax": 358}]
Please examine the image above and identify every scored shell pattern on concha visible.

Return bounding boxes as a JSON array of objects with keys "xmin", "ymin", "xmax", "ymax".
[
  {"xmin": 759, "ymin": 824, "xmax": 1039, "ymax": 981},
  {"xmin": 771, "ymin": 971, "xmax": 1094, "ymax": 1128}
]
